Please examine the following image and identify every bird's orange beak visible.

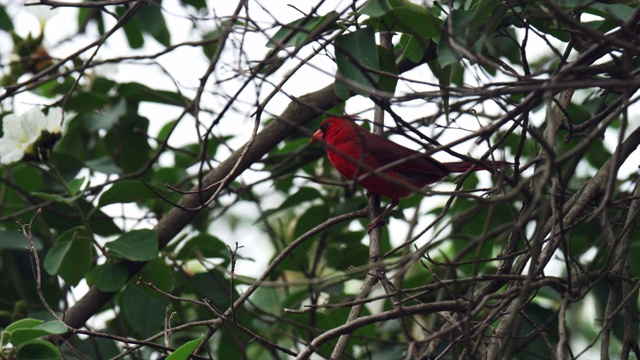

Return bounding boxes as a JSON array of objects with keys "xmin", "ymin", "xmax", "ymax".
[{"xmin": 310, "ymin": 129, "xmax": 323, "ymax": 143}]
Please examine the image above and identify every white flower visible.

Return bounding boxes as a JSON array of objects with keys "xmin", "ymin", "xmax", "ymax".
[
  {"xmin": 24, "ymin": 3, "xmax": 59, "ymax": 29},
  {"xmin": 0, "ymin": 107, "xmax": 71, "ymax": 165}
]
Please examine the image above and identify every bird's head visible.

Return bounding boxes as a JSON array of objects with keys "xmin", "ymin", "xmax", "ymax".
[
  {"xmin": 310, "ymin": 117, "xmax": 359, "ymax": 143},
  {"xmin": 310, "ymin": 119, "xmax": 332, "ymax": 143}
]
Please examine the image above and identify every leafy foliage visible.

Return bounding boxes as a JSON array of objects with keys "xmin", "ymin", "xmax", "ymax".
[{"xmin": 1, "ymin": 0, "xmax": 640, "ymax": 359}]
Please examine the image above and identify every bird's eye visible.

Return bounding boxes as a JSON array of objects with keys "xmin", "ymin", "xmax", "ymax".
[{"xmin": 320, "ymin": 121, "xmax": 330, "ymax": 133}]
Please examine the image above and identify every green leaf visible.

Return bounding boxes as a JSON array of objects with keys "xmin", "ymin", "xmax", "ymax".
[
  {"xmin": 118, "ymin": 82, "xmax": 187, "ymax": 106},
  {"xmin": 334, "ymin": 26, "xmax": 379, "ymax": 98},
  {"xmin": 174, "ymin": 138, "xmax": 223, "ymax": 168},
  {"xmin": 192, "ymin": 271, "xmax": 236, "ymax": 308},
  {"xmin": 104, "ymin": 113, "xmax": 151, "ymax": 174},
  {"xmin": 396, "ymin": 34, "xmax": 425, "ymax": 64},
  {"xmin": 376, "ymin": 45, "xmax": 398, "ymax": 94},
  {"xmin": 12, "ymin": 166, "xmax": 44, "ymax": 192},
  {"xmin": 8, "ymin": 320, "xmax": 66, "ymax": 346},
  {"xmin": 267, "ymin": 11, "xmax": 338, "ymax": 48},
  {"xmin": 326, "ymin": 241, "xmax": 369, "ymax": 269},
  {"xmin": 58, "ymin": 238, "xmax": 93, "ymax": 286},
  {"xmin": 121, "ymin": 285, "xmax": 168, "ymax": 337},
  {"xmin": 257, "ymin": 187, "xmax": 322, "ymax": 223},
  {"xmin": 0, "ymin": 6, "xmax": 13, "ymax": 31},
  {"xmin": 296, "ymin": 204, "xmax": 330, "ymax": 239},
  {"xmin": 166, "ymin": 336, "xmax": 204, "ymax": 360},
  {"xmin": 11, "ymin": 328, "xmax": 54, "ymax": 346},
  {"xmin": 44, "ymin": 240, "xmax": 73, "ymax": 275},
  {"xmin": 35, "ymin": 321, "xmax": 67, "ymax": 335},
  {"xmin": 587, "ymin": 3, "xmax": 636, "ymax": 22},
  {"xmin": 157, "ymin": 120, "xmax": 177, "ymax": 142},
  {"xmin": 138, "ymin": 0, "xmax": 171, "ymax": 47},
  {"xmin": 371, "ymin": 7, "xmax": 440, "ymax": 39},
  {"xmin": 106, "ymin": 229, "xmax": 158, "ymax": 261},
  {"xmin": 16, "ymin": 339, "xmax": 61, "ymax": 360},
  {"xmin": 360, "ymin": 0, "xmax": 395, "ymax": 17},
  {"xmin": 181, "ymin": 0, "xmax": 207, "ymax": 10},
  {"xmin": 84, "ymin": 98, "xmax": 127, "ymax": 132},
  {"xmin": 98, "ymin": 180, "xmax": 170, "ymax": 208},
  {"xmin": 5, "ymin": 318, "xmax": 43, "ymax": 333},
  {"xmin": 65, "ymin": 91, "xmax": 110, "ymax": 112},
  {"xmin": 118, "ymin": 6, "xmax": 144, "ymax": 48},
  {"xmin": 39, "ymin": 199, "xmax": 121, "ymax": 237},
  {"xmin": 67, "ymin": 176, "xmax": 85, "ymax": 195},
  {"xmin": 92, "ymin": 262, "xmax": 129, "ymax": 292},
  {"xmin": 437, "ymin": 8, "xmax": 477, "ymax": 67},
  {"xmin": 0, "ymin": 230, "xmax": 43, "ymax": 251},
  {"xmin": 139, "ymin": 258, "xmax": 173, "ymax": 293},
  {"xmin": 85, "ymin": 156, "xmax": 122, "ymax": 174},
  {"xmin": 175, "ymin": 234, "xmax": 229, "ymax": 262}
]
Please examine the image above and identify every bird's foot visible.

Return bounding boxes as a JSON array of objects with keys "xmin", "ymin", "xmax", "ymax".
[{"xmin": 366, "ymin": 216, "xmax": 386, "ymax": 233}]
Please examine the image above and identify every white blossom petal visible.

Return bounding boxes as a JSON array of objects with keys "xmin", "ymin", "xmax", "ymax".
[
  {"xmin": 0, "ymin": 137, "xmax": 26, "ymax": 164},
  {"xmin": 43, "ymin": 107, "xmax": 63, "ymax": 133},
  {"xmin": 0, "ymin": 107, "xmax": 71, "ymax": 165}
]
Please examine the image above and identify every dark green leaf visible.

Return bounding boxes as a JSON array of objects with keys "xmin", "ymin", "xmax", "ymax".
[
  {"xmin": 85, "ymin": 156, "xmax": 122, "ymax": 174},
  {"xmin": 138, "ymin": 0, "xmax": 171, "ymax": 47},
  {"xmin": 103, "ymin": 113, "xmax": 151, "ymax": 174},
  {"xmin": 84, "ymin": 98, "xmax": 127, "ymax": 132},
  {"xmin": 39, "ymin": 199, "xmax": 121, "ymax": 236},
  {"xmin": 335, "ymin": 26, "xmax": 379, "ymax": 98},
  {"xmin": 121, "ymin": 285, "xmax": 168, "ymax": 337},
  {"xmin": 139, "ymin": 258, "xmax": 173, "ymax": 293},
  {"xmin": 157, "ymin": 120, "xmax": 177, "ymax": 142},
  {"xmin": 294, "ymin": 204, "xmax": 330, "ymax": 239},
  {"xmin": 58, "ymin": 236, "xmax": 93, "ymax": 286},
  {"xmin": 69, "ymin": 336, "xmax": 119, "ymax": 359},
  {"xmin": 98, "ymin": 180, "xmax": 170, "ymax": 208},
  {"xmin": 10, "ymin": 328, "xmax": 50, "ymax": 346},
  {"xmin": 92, "ymin": 263, "xmax": 129, "ymax": 293},
  {"xmin": 372, "ymin": 6, "xmax": 440, "ymax": 39},
  {"xmin": 376, "ymin": 45, "xmax": 398, "ymax": 94},
  {"xmin": 267, "ymin": 11, "xmax": 338, "ymax": 48},
  {"xmin": 175, "ymin": 234, "xmax": 229, "ymax": 261},
  {"xmin": 396, "ymin": 34, "xmax": 425, "ymax": 64},
  {"xmin": 181, "ymin": 0, "xmax": 207, "ymax": 10},
  {"xmin": 360, "ymin": 0, "xmax": 394, "ymax": 17},
  {"xmin": 106, "ymin": 229, "xmax": 158, "ymax": 261},
  {"xmin": 192, "ymin": 271, "xmax": 237, "ymax": 309},
  {"xmin": 0, "ymin": 230, "xmax": 43, "ymax": 251},
  {"xmin": 257, "ymin": 187, "xmax": 322, "ymax": 223},
  {"xmin": 119, "ymin": 82, "xmax": 187, "ymax": 107},
  {"xmin": 44, "ymin": 240, "xmax": 73, "ymax": 276},
  {"xmin": 175, "ymin": 138, "xmax": 223, "ymax": 168},
  {"xmin": 438, "ymin": 9, "xmax": 477, "ymax": 67},
  {"xmin": 65, "ymin": 91, "xmax": 110, "ymax": 112},
  {"xmin": 16, "ymin": 339, "xmax": 61, "ymax": 360},
  {"xmin": 0, "ymin": 6, "xmax": 13, "ymax": 31},
  {"xmin": 118, "ymin": 6, "xmax": 144, "ymax": 48},
  {"xmin": 326, "ymin": 241, "xmax": 369, "ymax": 269}
]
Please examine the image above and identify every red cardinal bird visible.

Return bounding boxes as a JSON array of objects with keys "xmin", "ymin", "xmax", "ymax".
[{"xmin": 311, "ymin": 117, "xmax": 508, "ymax": 232}]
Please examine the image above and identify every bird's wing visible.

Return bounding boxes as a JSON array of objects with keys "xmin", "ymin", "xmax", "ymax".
[{"xmin": 362, "ymin": 132, "xmax": 450, "ymax": 186}]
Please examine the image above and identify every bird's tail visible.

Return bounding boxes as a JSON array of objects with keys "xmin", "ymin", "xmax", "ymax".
[{"xmin": 442, "ymin": 161, "xmax": 511, "ymax": 173}]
